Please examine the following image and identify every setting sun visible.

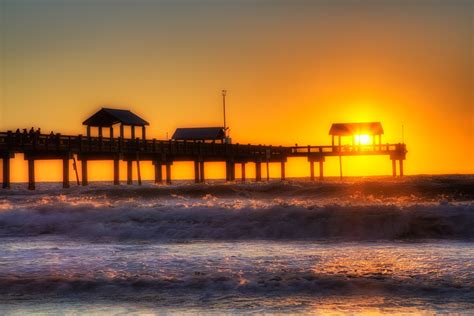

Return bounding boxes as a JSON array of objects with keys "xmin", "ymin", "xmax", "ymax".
[{"xmin": 356, "ymin": 134, "xmax": 371, "ymax": 145}]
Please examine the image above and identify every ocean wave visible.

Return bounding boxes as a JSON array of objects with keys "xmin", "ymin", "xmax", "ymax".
[
  {"xmin": 1, "ymin": 175, "xmax": 473, "ymax": 202},
  {"xmin": 1, "ymin": 270, "xmax": 473, "ymax": 300},
  {"xmin": 0, "ymin": 202, "xmax": 472, "ymax": 241}
]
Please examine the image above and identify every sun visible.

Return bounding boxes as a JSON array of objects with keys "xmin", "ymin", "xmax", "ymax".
[{"xmin": 356, "ymin": 134, "xmax": 371, "ymax": 145}]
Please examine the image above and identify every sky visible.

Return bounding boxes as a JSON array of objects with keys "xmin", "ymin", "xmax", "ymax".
[{"xmin": 1, "ymin": 0, "xmax": 473, "ymax": 182}]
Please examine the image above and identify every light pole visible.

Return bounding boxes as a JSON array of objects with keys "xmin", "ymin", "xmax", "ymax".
[{"xmin": 222, "ymin": 89, "xmax": 227, "ymax": 136}]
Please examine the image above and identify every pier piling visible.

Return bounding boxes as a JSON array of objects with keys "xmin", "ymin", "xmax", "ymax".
[
  {"xmin": 255, "ymin": 161, "xmax": 262, "ymax": 182},
  {"xmin": 199, "ymin": 161, "xmax": 205, "ymax": 183},
  {"xmin": 165, "ymin": 163, "xmax": 172, "ymax": 184},
  {"xmin": 81, "ymin": 160, "xmax": 88, "ymax": 186},
  {"xmin": 319, "ymin": 160, "xmax": 324, "ymax": 180},
  {"xmin": 194, "ymin": 160, "xmax": 200, "ymax": 183},
  {"xmin": 113, "ymin": 159, "xmax": 120, "ymax": 185},
  {"xmin": 27, "ymin": 159, "xmax": 35, "ymax": 190},
  {"xmin": 280, "ymin": 161, "xmax": 286, "ymax": 181},
  {"xmin": 241, "ymin": 163, "xmax": 246, "ymax": 182},
  {"xmin": 2, "ymin": 155, "xmax": 10, "ymax": 189},
  {"xmin": 154, "ymin": 162, "xmax": 162, "ymax": 184},
  {"xmin": 127, "ymin": 161, "xmax": 133, "ymax": 185},
  {"xmin": 62, "ymin": 158, "xmax": 70, "ymax": 188}
]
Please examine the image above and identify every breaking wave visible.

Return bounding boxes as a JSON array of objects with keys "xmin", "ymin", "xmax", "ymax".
[
  {"xmin": 0, "ymin": 202, "xmax": 472, "ymax": 241},
  {"xmin": 1, "ymin": 271, "xmax": 473, "ymax": 299}
]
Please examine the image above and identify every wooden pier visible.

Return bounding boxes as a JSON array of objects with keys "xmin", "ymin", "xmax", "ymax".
[{"xmin": 0, "ymin": 131, "xmax": 407, "ymax": 189}]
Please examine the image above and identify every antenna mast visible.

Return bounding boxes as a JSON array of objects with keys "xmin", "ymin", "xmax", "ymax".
[{"xmin": 222, "ymin": 89, "xmax": 227, "ymax": 136}]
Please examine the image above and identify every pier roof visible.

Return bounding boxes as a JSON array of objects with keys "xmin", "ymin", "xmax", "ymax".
[
  {"xmin": 329, "ymin": 122, "xmax": 384, "ymax": 136},
  {"xmin": 172, "ymin": 127, "xmax": 226, "ymax": 141},
  {"xmin": 83, "ymin": 108, "xmax": 149, "ymax": 127}
]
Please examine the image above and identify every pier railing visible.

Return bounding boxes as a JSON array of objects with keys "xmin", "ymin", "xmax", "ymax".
[
  {"xmin": 0, "ymin": 132, "xmax": 288, "ymax": 160},
  {"xmin": 289, "ymin": 143, "xmax": 407, "ymax": 156}
]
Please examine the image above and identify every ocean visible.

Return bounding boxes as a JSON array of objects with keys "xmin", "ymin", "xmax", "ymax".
[{"xmin": 0, "ymin": 175, "xmax": 473, "ymax": 314}]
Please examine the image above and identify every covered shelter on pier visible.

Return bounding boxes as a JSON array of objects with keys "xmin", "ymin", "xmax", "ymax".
[
  {"xmin": 172, "ymin": 127, "xmax": 226, "ymax": 143},
  {"xmin": 82, "ymin": 108, "xmax": 149, "ymax": 139},
  {"xmin": 329, "ymin": 122, "xmax": 384, "ymax": 146}
]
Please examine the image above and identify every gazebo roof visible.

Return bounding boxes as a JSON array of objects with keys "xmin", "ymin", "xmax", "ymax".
[
  {"xmin": 172, "ymin": 127, "xmax": 226, "ymax": 141},
  {"xmin": 83, "ymin": 108, "xmax": 149, "ymax": 127},
  {"xmin": 329, "ymin": 122, "xmax": 384, "ymax": 136}
]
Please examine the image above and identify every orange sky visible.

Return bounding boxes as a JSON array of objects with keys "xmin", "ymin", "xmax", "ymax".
[{"xmin": 1, "ymin": 0, "xmax": 473, "ymax": 182}]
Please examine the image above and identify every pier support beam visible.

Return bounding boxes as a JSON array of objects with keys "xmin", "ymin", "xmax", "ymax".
[
  {"xmin": 136, "ymin": 157, "xmax": 142, "ymax": 186},
  {"xmin": 392, "ymin": 159, "xmax": 397, "ymax": 177},
  {"xmin": 231, "ymin": 162, "xmax": 235, "ymax": 181},
  {"xmin": 226, "ymin": 161, "xmax": 235, "ymax": 182},
  {"xmin": 255, "ymin": 161, "xmax": 262, "ymax": 182},
  {"xmin": 28, "ymin": 159, "xmax": 35, "ymax": 190},
  {"xmin": 194, "ymin": 160, "xmax": 200, "ymax": 183},
  {"xmin": 165, "ymin": 163, "xmax": 172, "ymax": 184},
  {"xmin": 280, "ymin": 161, "xmax": 286, "ymax": 181},
  {"xmin": 319, "ymin": 160, "xmax": 324, "ymax": 180},
  {"xmin": 241, "ymin": 163, "xmax": 246, "ymax": 182},
  {"xmin": 81, "ymin": 160, "xmax": 88, "ymax": 186},
  {"xmin": 127, "ymin": 160, "xmax": 133, "ymax": 185},
  {"xmin": 199, "ymin": 161, "xmax": 205, "ymax": 183},
  {"xmin": 113, "ymin": 159, "xmax": 120, "ymax": 185},
  {"xmin": 310, "ymin": 160, "xmax": 315, "ymax": 181},
  {"xmin": 62, "ymin": 158, "xmax": 70, "ymax": 188},
  {"xmin": 154, "ymin": 162, "xmax": 162, "ymax": 184},
  {"xmin": 2, "ymin": 156, "xmax": 10, "ymax": 189},
  {"xmin": 399, "ymin": 160, "xmax": 404, "ymax": 177}
]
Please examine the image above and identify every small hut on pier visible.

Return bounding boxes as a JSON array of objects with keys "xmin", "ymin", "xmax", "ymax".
[
  {"xmin": 329, "ymin": 122, "xmax": 384, "ymax": 146},
  {"xmin": 172, "ymin": 127, "xmax": 226, "ymax": 143},
  {"xmin": 82, "ymin": 108, "xmax": 149, "ymax": 139}
]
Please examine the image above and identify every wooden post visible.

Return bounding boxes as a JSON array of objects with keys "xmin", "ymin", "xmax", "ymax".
[
  {"xmin": 199, "ymin": 161, "xmax": 205, "ymax": 183},
  {"xmin": 154, "ymin": 162, "xmax": 162, "ymax": 184},
  {"xmin": 113, "ymin": 158, "xmax": 120, "ymax": 185},
  {"xmin": 87, "ymin": 126, "xmax": 91, "ymax": 137},
  {"xmin": 266, "ymin": 161, "xmax": 270, "ymax": 181},
  {"xmin": 120, "ymin": 124, "xmax": 124, "ymax": 139},
  {"xmin": 81, "ymin": 160, "xmax": 88, "ymax": 186},
  {"xmin": 72, "ymin": 156, "xmax": 80, "ymax": 185},
  {"xmin": 392, "ymin": 159, "xmax": 396, "ymax": 177},
  {"xmin": 62, "ymin": 158, "xmax": 70, "ymax": 188},
  {"xmin": 98, "ymin": 126, "xmax": 103, "ymax": 150},
  {"xmin": 310, "ymin": 160, "xmax": 315, "ymax": 181},
  {"xmin": 319, "ymin": 160, "xmax": 324, "ymax": 180},
  {"xmin": 28, "ymin": 159, "xmax": 35, "ymax": 190},
  {"xmin": 194, "ymin": 160, "xmax": 200, "ymax": 183},
  {"xmin": 2, "ymin": 156, "xmax": 10, "ymax": 189},
  {"xmin": 339, "ymin": 156, "xmax": 343, "ymax": 180},
  {"xmin": 136, "ymin": 154, "xmax": 142, "ymax": 186},
  {"xmin": 142, "ymin": 126, "xmax": 146, "ymax": 140},
  {"xmin": 399, "ymin": 160, "xmax": 404, "ymax": 177},
  {"xmin": 127, "ymin": 160, "xmax": 133, "ymax": 185},
  {"xmin": 255, "ymin": 161, "xmax": 262, "ymax": 182},
  {"xmin": 280, "ymin": 161, "xmax": 285, "ymax": 181},
  {"xmin": 241, "ymin": 162, "xmax": 246, "ymax": 182},
  {"xmin": 165, "ymin": 163, "xmax": 172, "ymax": 184},
  {"xmin": 131, "ymin": 126, "xmax": 135, "ymax": 140}
]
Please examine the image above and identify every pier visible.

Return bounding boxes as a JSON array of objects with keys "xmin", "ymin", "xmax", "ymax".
[
  {"xmin": 0, "ymin": 133, "xmax": 407, "ymax": 190},
  {"xmin": 0, "ymin": 110, "xmax": 407, "ymax": 189}
]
